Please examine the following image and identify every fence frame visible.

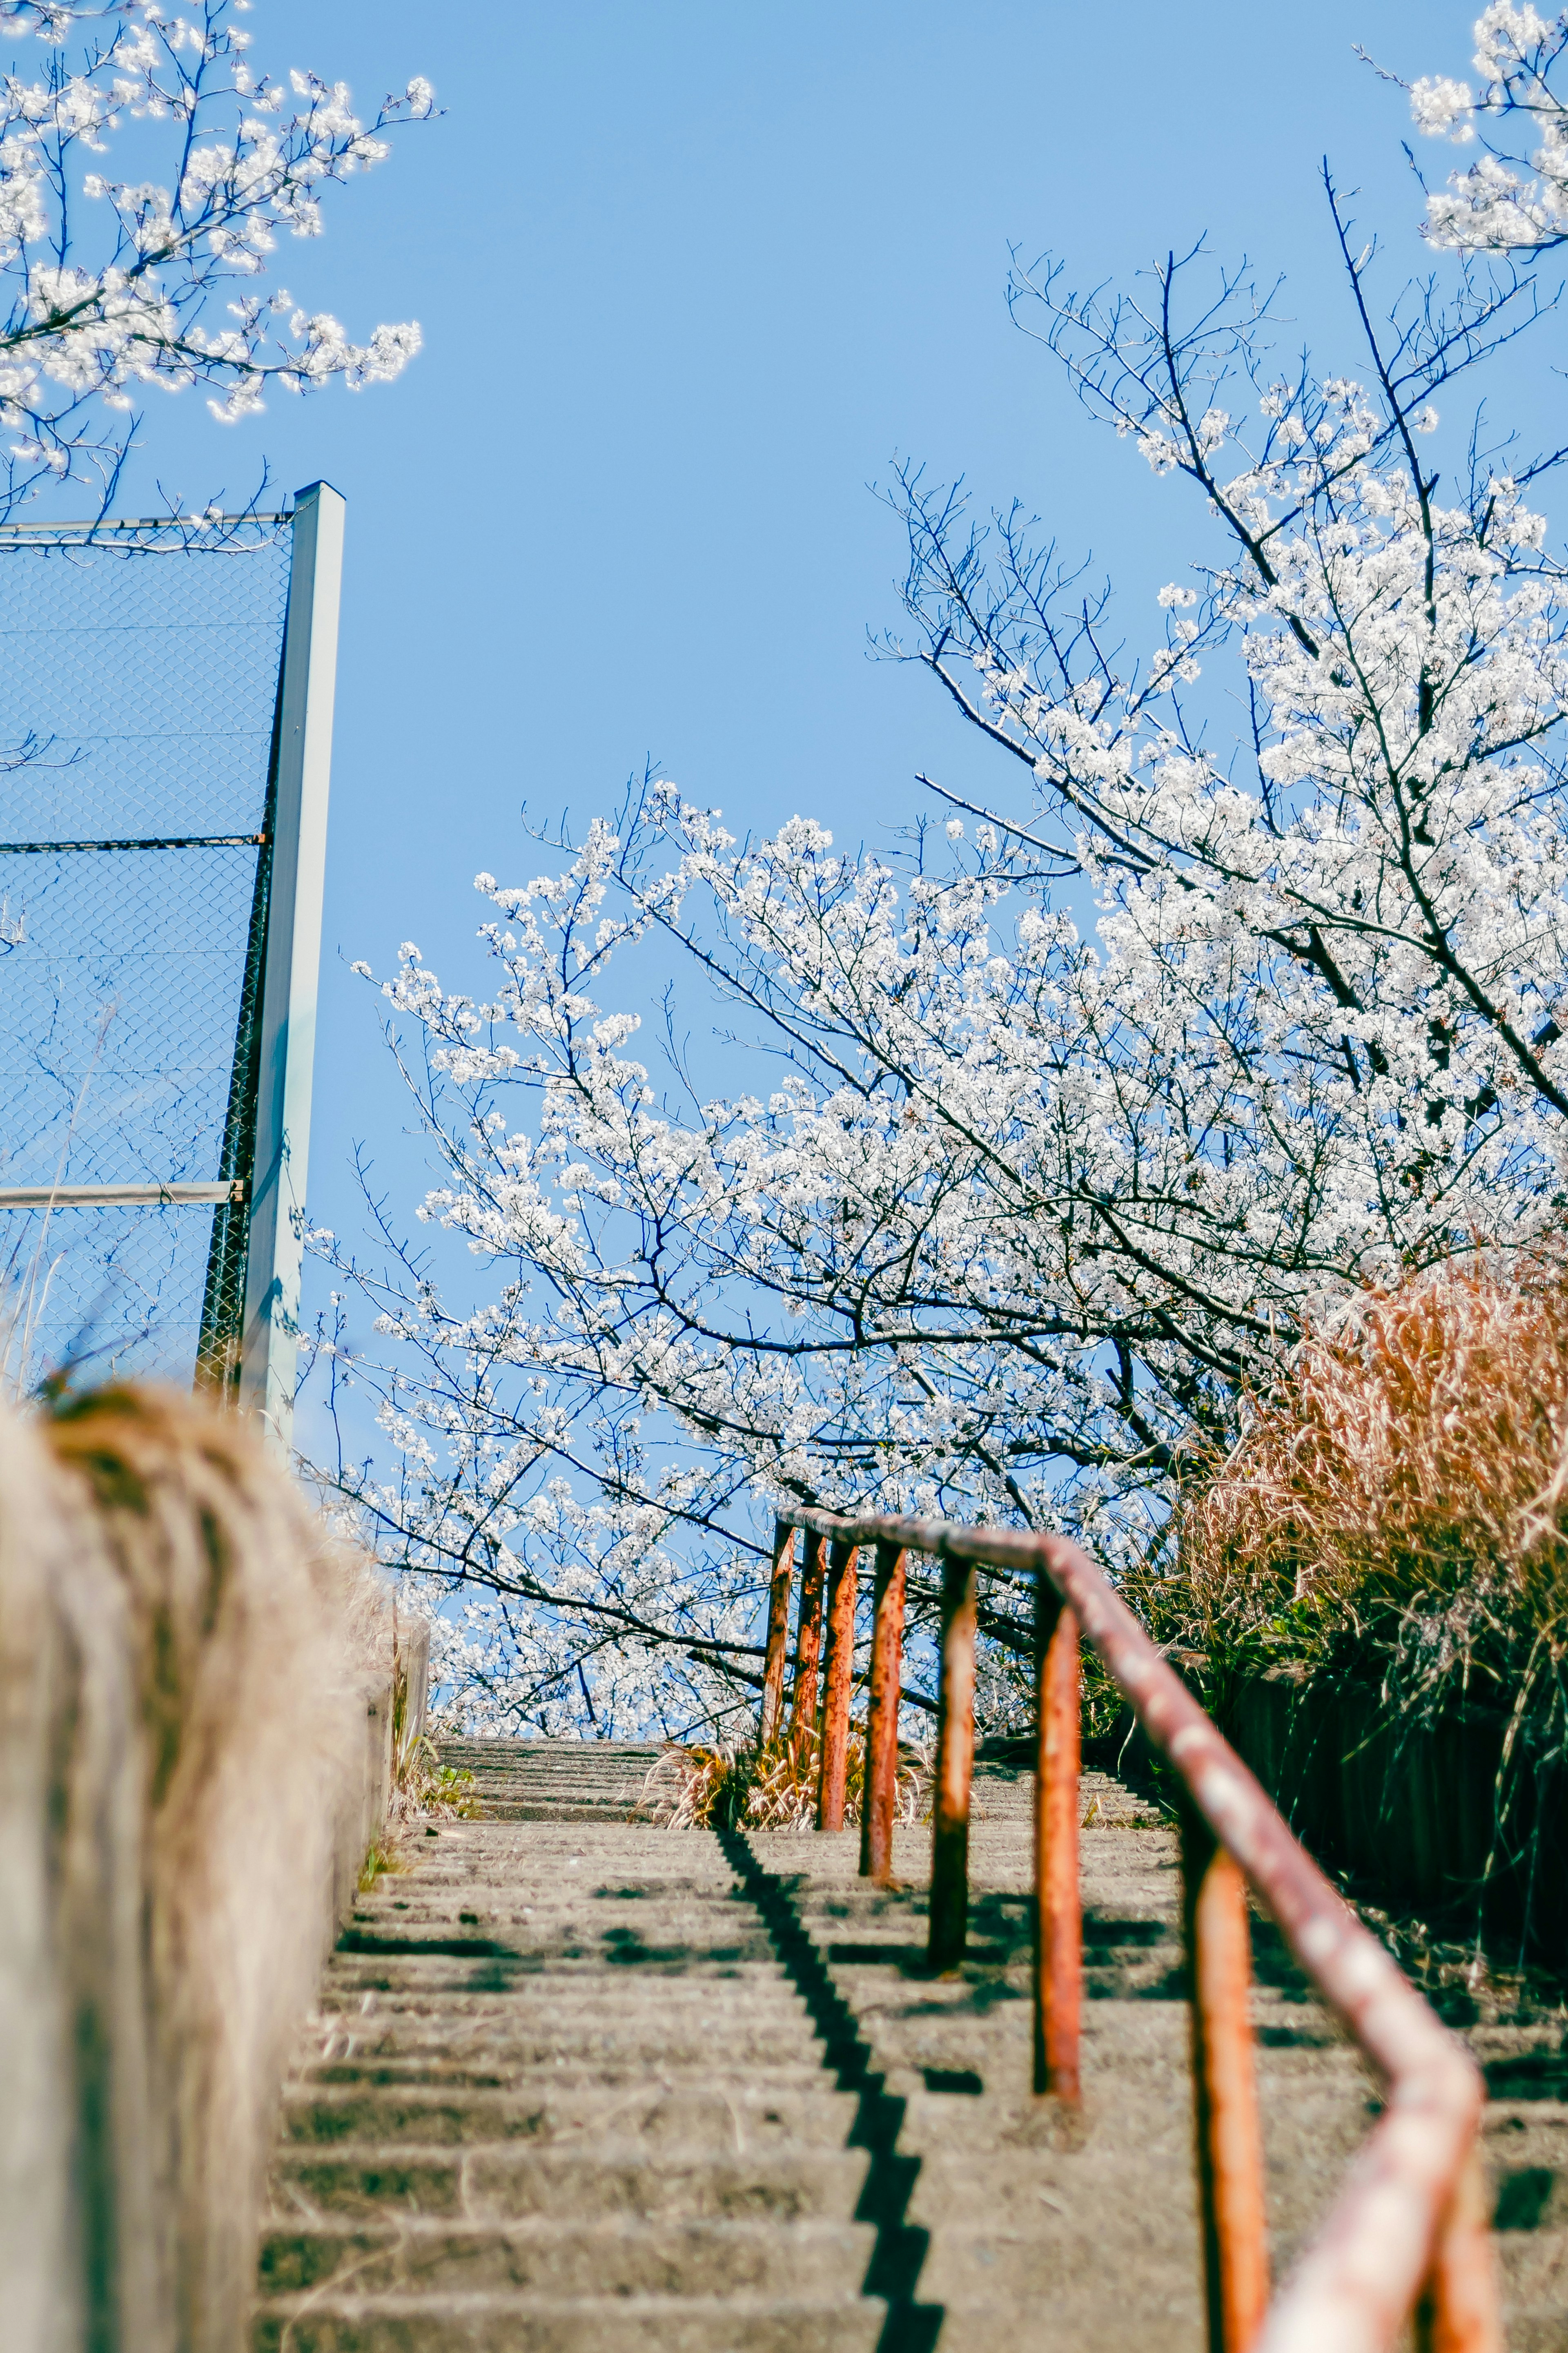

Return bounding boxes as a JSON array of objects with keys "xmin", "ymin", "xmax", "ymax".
[
  {"xmin": 236, "ymin": 481, "xmax": 344, "ymax": 1443},
  {"xmin": 0, "ymin": 490, "xmax": 343, "ymax": 1425}
]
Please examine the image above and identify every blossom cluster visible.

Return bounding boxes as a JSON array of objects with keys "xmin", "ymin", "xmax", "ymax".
[
  {"xmin": 0, "ymin": 0, "xmax": 430, "ymax": 509},
  {"xmin": 1408, "ymin": 5, "xmax": 1568, "ymax": 253}
]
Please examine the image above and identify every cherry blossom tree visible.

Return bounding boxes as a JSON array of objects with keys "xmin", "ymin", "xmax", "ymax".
[
  {"xmin": 1396, "ymin": 4, "xmax": 1568, "ymax": 255},
  {"xmin": 0, "ymin": 0, "xmax": 431, "ymax": 516},
  {"xmin": 316, "ymin": 39, "xmax": 1568, "ymax": 1740}
]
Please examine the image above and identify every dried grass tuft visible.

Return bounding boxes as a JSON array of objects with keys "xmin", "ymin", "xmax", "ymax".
[
  {"xmin": 642, "ymin": 1740, "xmax": 744, "ymax": 1829},
  {"xmin": 1157, "ymin": 1250, "xmax": 1568, "ymax": 1717},
  {"xmin": 0, "ymin": 1381, "xmax": 396, "ymax": 2353},
  {"xmin": 644, "ymin": 1729, "xmax": 929, "ymax": 1832}
]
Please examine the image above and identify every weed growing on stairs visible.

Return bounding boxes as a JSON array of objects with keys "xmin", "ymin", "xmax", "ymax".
[
  {"xmin": 389, "ymin": 1731, "xmax": 484, "ymax": 1826},
  {"xmin": 645, "ymin": 1731, "xmax": 929, "ymax": 1831},
  {"xmin": 365, "ymin": 1726, "xmax": 484, "ymax": 1882},
  {"xmin": 356, "ymin": 1841, "xmax": 409, "ymax": 1891}
]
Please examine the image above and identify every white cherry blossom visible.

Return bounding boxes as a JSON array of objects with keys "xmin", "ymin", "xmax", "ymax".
[
  {"xmin": 0, "ymin": 0, "xmax": 431, "ymax": 511},
  {"xmin": 1401, "ymin": 7, "xmax": 1568, "ymax": 254}
]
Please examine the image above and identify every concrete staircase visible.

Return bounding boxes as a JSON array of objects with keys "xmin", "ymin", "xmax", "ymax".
[
  {"xmin": 436, "ymin": 1737, "xmax": 664, "ymax": 1824},
  {"xmin": 254, "ymin": 1740, "xmax": 1568, "ymax": 2351},
  {"xmin": 253, "ymin": 1742, "xmax": 889, "ymax": 2351}
]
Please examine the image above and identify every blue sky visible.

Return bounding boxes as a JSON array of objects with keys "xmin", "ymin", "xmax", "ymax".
[{"xmin": 124, "ymin": 0, "xmax": 1510, "ymax": 1356}]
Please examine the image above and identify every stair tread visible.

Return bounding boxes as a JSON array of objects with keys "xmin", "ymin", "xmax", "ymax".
[
  {"xmin": 252, "ymin": 2288, "xmax": 890, "ymax": 2353},
  {"xmin": 257, "ymin": 2291, "xmax": 884, "ymax": 2312}
]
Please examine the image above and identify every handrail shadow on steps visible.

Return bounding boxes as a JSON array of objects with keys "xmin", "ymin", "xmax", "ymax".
[
  {"xmin": 762, "ymin": 1507, "xmax": 1499, "ymax": 2353},
  {"xmin": 715, "ymin": 1819, "xmax": 943, "ymax": 2353}
]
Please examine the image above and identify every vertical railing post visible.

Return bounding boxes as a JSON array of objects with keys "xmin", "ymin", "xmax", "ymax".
[
  {"xmin": 1033, "ymin": 1579, "xmax": 1082, "ymax": 2100},
  {"xmin": 758, "ymin": 1519, "xmax": 795, "ymax": 1748},
  {"xmin": 816, "ymin": 1540, "xmax": 858, "ymax": 1831},
  {"xmin": 788, "ymin": 1529, "xmax": 829, "ymax": 1753},
  {"xmin": 859, "ymin": 1539, "xmax": 906, "ymax": 1883},
  {"xmin": 1181, "ymin": 1809, "xmax": 1270, "ymax": 2353},
  {"xmin": 928, "ymin": 1552, "xmax": 978, "ymax": 1971},
  {"xmin": 1418, "ymin": 2146, "xmax": 1502, "ymax": 2353}
]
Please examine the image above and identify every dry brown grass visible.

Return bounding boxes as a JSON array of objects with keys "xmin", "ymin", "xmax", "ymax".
[
  {"xmin": 0, "ymin": 1381, "xmax": 396, "ymax": 2353},
  {"xmin": 644, "ymin": 1729, "xmax": 929, "ymax": 1831},
  {"xmin": 1158, "ymin": 1250, "xmax": 1568, "ymax": 1717}
]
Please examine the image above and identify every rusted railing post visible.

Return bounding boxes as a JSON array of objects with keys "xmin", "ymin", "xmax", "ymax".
[
  {"xmin": 788, "ymin": 1529, "xmax": 829, "ymax": 1753},
  {"xmin": 758, "ymin": 1519, "xmax": 795, "ymax": 1747},
  {"xmin": 1418, "ymin": 2144, "xmax": 1502, "ymax": 2353},
  {"xmin": 1181, "ymin": 1809, "xmax": 1270, "ymax": 2353},
  {"xmin": 1033, "ymin": 1581, "xmax": 1082, "ymax": 2100},
  {"xmin": 859, "ymin": 1539, "xmax": 906, "ymax": 1882},
  {"xmin": 928, "ymin": 1553, "xmax": 978, "ymax": 1971},
  {"xmin": 815, "ymin": 1539, "xmax": 858, "ymax": 1831}
]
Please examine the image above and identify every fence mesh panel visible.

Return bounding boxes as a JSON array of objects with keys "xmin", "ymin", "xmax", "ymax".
[{"xmin": 0, "ymin": 518, "xmax": 292, "ymax": 1392}]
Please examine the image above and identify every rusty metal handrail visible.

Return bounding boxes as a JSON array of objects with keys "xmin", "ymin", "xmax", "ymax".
[{"xmin": 761, "ymin": 1507, "xmax": 1498, "ymax": 2353}]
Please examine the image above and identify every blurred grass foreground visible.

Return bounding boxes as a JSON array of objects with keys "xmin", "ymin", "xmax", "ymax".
[{"xmin": 0, "ymin": 1383, "xmax": 410, "ymax": 2353}]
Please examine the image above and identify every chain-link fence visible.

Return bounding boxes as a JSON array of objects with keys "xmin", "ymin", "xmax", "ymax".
[{"xmin": 0, "ymin": 515, "xmax": 294, "ymax": 1394}]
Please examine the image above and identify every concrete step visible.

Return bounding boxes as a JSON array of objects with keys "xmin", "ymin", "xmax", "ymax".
[
  {"xmin": 301, "ymin": 2020, "xmax": 824, "ymax": 2071},
  {"xmin": 389, "ymin": 1871, "xmax": 733, "ymax": 1891},
  {"xmin": 435, "ymin": 1769, "xmax": 663, "ymax": 1788},
  {"xmin": 373, "ymin": 1893, "xmax": 757, "ymax": 1916},
  {"xmin": 282, "ymin": 2080, "xmax": 860, "ymax": 2152},
  {"xmin": 433, "ymin": 1770, "xmax": 662, "ymax": 1781},
  {"xmin": 439, "ymin": 1769, "xmax": 658, "ymax": 1788},
  {"xmin": 254, "ymin": 2291, "xmax": 887, "ymax": 2353},
  {"xmin": 461, "ymin": 1803, "xmax": 658, "ymax": 1823},
  {"xmin": 439, "ymin": 1770, "xmax": 659, "ymax": 1783},
  {"xmin": 347, "ymin": 1907, "xmax": 768, "ymax": 1938},
  {"xmin": 258, "ymin": 2216, "xmax": 876, "ymax": 2300},
  {"xmin": 310, "ymin": 1982, "xmax": 816, "ymax": 2026},
  {"xmin": 302, "ymin": 2058, "xmax": 835, "ymax": 2097},
  {"xmin": 331, "ymin": 1909, "xmax": 780, "ymax": 1948},
  {"xmin": 270, "ymin": 2140, "xmax": 871, "ymax": 2222},
  {"xmin": 321, "ymin": 1952, "xmax": 786, "ymax": 1993},
  {"xmin": 441, "ymin": 1757, "xmax": 661, "ymax": 1767},
  {"xmin": 331, "ymin": 1927, "xmax": 797, "ymax": 1962},
  {"xmin": 438, "ymin": 1769, "xmax": 660, "ymax": 1783}
]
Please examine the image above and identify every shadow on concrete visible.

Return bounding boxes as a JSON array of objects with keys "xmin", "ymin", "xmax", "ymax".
[{"xmin": 716, "ymin": 1822, "xmax": 944, "ymax": 2353}]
